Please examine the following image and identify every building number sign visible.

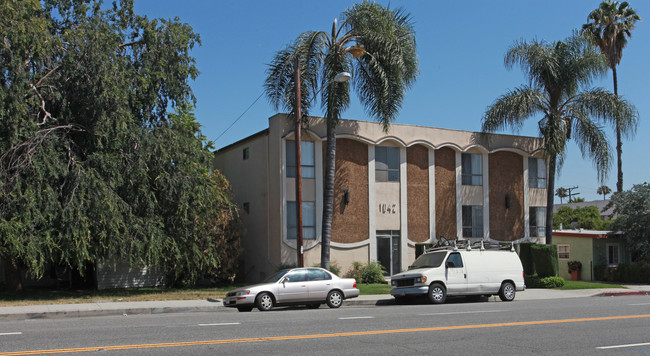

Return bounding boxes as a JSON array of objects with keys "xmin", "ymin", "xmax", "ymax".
[{"xmin": 378, "ymin": 203, "xmax": 397, "ymax": 215}]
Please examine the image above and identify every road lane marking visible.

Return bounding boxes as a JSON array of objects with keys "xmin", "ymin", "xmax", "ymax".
[
  {"xmin": 596, "ymin": 342, "xmax": 650, "ymax": 350},
  {"xmin": 338, "ymin": 316, "xmax": 374, "ymax": 320},
  {"xmin": 0, "ymin": 332, "xmax": 22, "ymax": 336},
  {"xmin": 198, "ymin": 323, "xmax": 241, "ymax": 326},
  {"xmin": 3, "ymin": 314, "xmax": 650, "ymax": 355},
  {"xmin": 629, "ymin": 303, "xmax": 650, "ymax": 306},
  {"xmin": 419, "ymin": 310, "xmax": 505, "ymax": 316}
]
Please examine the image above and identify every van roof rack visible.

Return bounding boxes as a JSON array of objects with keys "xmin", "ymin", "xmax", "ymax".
[{"xmin": 425, "ymin": 237, "xmax": 516, "ymax": 253}]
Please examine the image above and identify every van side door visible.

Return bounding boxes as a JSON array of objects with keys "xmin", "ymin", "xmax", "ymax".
[{"xmin": 445, "ymin": 252, "xmax": 468, "ymax": 294}]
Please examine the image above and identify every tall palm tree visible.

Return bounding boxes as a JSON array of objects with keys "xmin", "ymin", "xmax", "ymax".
[
  {"xmin": 555, "ymin": 188, "xmax": 568, "ymax": 204},
  {"xmin": 582, "ymin": 1, "xmax": 641, "ymax": 193},
  {"xmin": 597, "ymin": 185, "xmax": 612, "ymax": 200},
  {"xmin": 482, "ymin": 34, "xmax": 637, "ymax": 244},
  {"xmin": 265, "ymin": 1, "xmax": 418, "ymax": 269}
]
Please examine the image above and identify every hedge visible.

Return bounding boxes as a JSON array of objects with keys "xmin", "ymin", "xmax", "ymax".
[
  {"xmin": 594, "ymin": 263, "xmax": 650, "ymax": 283},
  {"xmin": 530, "ymin": 244, "xmax": 558, "ymax": 278}
]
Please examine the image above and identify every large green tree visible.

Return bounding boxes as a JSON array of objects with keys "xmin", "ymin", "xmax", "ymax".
[
  {"xmin": 0, "ymin": 0, "xmax": 241, "ymax": 290},
  {"xmin": 482, "ymin": 34, "xmax": 637, "ymax": 244},
  {"xmin": 264, "ymin": 1, "xmax": 418, "ymax": 269},
  {"xmin": 607, "ymin": 183, "xmax": 650, "ymax": 261},
  {"xmin": 582, "ymin": 1, "xmax": 641, "ymax": 193}
]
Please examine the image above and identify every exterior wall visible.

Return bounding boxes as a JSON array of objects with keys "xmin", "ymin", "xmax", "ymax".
[
  {"xmin": 332, "ymin": 138, "xmax": 369, "ymax": 243},
  {"xmin": 95, "ymin": 259, "xmax": 166, "ymax": 290},
  {"xmin": 407, "ymin": 145, "xmax": 429, "ymax": 243},
  {"xmin": 553, "ymin": 235, "xmax": 594, "ymax": 281},
  {"xmin": 489, "ymin": 151, "xmax": 525, "ymax": 240},
  {"xmin": 435, "ymin": 147, "xmax": 457, "ymax": 239}
]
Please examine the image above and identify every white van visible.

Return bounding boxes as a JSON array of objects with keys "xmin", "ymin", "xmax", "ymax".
[{"xmin": 390, "ymin": 245, "xmax": 526, "ymax": 304}]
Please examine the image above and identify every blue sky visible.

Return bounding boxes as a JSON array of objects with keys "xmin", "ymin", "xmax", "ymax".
[{"xmin": 133, "ymin": 0, "xmax": 649, "ymax": 202}]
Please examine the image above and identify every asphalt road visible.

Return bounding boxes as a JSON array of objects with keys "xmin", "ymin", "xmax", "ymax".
[{"xmin": 1, "ymin": 296, "xmax": 649, "ymax": 355}]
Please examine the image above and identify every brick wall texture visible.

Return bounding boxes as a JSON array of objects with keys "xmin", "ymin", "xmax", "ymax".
[
  {"xmin": 407, "ymin": 145, "xmax": 429, "ymax": 242},
  {"xmin": 489, "ymin": 151, "xmax": 524, "ymax": 240},
  {"xmin": 435, "ymin": 147, "xmax": 457, "ymax": 239},
  {"xmin": 331, "ymin": 139, "xmax": 369, "ymax": 243}
]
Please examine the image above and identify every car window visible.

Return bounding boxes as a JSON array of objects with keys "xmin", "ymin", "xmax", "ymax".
[
  {"xmin": 308, "ymin": 269, "xmax": 332, "ymax": 281},
  {"xmin": 446, "ymin": 252, "xmax": 463, "ymax": 268},
  {"xmin": 285, "ymin": 270, "xmax": 308, "ymax": 282}
]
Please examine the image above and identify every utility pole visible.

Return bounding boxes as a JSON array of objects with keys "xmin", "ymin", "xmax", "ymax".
[
  {"xmin": 294, "ymin": 56, "xmax": 304, "ymax": 267},
  {"xmin": 566, "ymin": 186, "xmax": 580, "ymax": 203}
]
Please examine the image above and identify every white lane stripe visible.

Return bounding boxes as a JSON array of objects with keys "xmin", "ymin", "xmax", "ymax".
[
  {"xmin": 338, "ymin": 316, "xmax": 374, "ymax": 320},
  {"xmin": 419, "ymin": 310, "xmax": 505, "ymax": 316},
  {"xmin": 199, "ymin": 322, "xmax": 241, "ymax": 326},
  {"xmin": 596, "ymin": 342, "xmax": 650, "ymax": 350},
  {"xmin": 0, "ymin": 332, "xmax": 22, "ymax": 336},
  {"xmin": 629, "ymin": 303, "xmax": 650, "ymax": 306}
]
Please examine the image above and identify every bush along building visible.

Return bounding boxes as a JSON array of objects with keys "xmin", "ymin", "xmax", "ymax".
[{"xmin": 214, "ymin": 114, "xmax": 547, "ymax": 282}]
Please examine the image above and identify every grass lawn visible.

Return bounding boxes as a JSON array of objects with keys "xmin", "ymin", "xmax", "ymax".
[
  {"xmin": 357, "ymin": 283, "xmax": 392, "ymax": 295},
  {"xmin": 557, "ymin": 280, "xmax": 625, "ymax": 290}
]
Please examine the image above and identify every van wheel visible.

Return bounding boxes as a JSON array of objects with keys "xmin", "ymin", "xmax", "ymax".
[
  {"xmin": 428, "ymin": 283, "xmax": 446, "ymax": 304},
  {"xmin": 499, "ymin": 282, "xmax": 516, "ymax": 302}
]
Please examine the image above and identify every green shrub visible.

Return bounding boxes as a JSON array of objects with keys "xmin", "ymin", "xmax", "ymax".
[
  {"xmin": 595, "ymin": 263, "xmax": 650, "ymax": 283},
  {"xmin": 525, "ymin": 274, "xmax": 565, "ymax": 288},
  {"xmin": 415, "ymin": 243, "xmax": 434, "ymax": 258},
  {"xmin": 345, "ymin": 261, "xmax": 386, "ymax": 284},
  {"xmin": 519, "ymin": 243, "xmax": 535, "ymax": 275},
  {"xmin": 531, "ymin": 244, "xmax": 558, "ymax": 277}
]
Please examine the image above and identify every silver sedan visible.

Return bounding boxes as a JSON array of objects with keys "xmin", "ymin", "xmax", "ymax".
[{"xmin": 223, "ymin": 267, "xmax": 360, "ymax": 312}]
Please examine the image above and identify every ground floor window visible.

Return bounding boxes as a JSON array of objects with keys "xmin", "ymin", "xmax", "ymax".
[
  {"xmin": 287, "ymin": 201, "xmax": 316, "ymax": 239},
  {"xmin": 377, "ymin": 230, "xmax": 401, "ymax": 275},
  {"xmin": 558, "ymin": 244, "xmax": 570, "ymax": 259},
  {"xmin": 462, "ymin": 205, "xmax": 483, "ymax": 238},
  {"xmin": 607, "ymin": 243, "xmax": 620, "ymax": 267},
  {"xmin": 530, "ymin": 207, "xmax": 546, "ymax": 237}
]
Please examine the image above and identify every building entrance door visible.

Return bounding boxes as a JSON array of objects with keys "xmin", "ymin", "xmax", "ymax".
[{"xmin": 377, "ymin": 230, "xmax": 401, "ymax": 275}]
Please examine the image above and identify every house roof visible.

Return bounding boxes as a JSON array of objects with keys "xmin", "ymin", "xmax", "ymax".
[
  {"xmin": 553, "ymin": 199, "xmax": 615, "ymax": 217},
  {"xmin": 552, "ymin": 229, "xmax": 621, "ymax": 239}
]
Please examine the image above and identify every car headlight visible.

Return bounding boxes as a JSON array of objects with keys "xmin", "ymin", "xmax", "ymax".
[
  {"xmin": 236, "ymin": 290, "xmax": 250, "ymax": 296},
  {"xmin": 391, "ymin": 280, "xmax": 398, "ymax": 286},
  {"xmin": 414, "ymin": 276, "xmax": 427, "ymax": 284}
]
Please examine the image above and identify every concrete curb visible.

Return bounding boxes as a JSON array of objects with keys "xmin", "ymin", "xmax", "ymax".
[{"xmin": 598, "ymin": 290, "xmax": 650, "ymax": 297}]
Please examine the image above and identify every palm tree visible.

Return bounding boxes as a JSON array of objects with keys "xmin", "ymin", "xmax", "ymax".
[
  {"xmin": 265, "ymin": 1, "xmax": 418, "ymax": 269},
  {"xmin": 556, "ymin": 188, "xmax": 568, "ymax": 204},
  {"xmin": 482, "ymin": 34, "xmax": 637, "ymax": 244},
  {"xmin": 582, "ymin": 1, "xmax": 641, "ymax": 193},
  {"xmin": 597, "ymin": 185, "xmax": 612, "ymax": 200}
]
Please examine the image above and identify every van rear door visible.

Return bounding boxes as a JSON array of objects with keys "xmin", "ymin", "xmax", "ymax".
[{"xmin": 445, "ymin": 252, "xmax": 468, "ymax": 294}]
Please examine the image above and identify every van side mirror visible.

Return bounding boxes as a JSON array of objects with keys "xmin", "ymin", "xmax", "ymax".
[{"xmin": 446, "ymin": 261, "xmax": 456, "ymax": 268}]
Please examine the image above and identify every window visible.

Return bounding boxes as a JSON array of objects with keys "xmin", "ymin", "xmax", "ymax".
[
  {"xmin": 529, "ymin": 157, "xmax": 547, "ymax": 188},
  {"xmin": 287, "ymin": 201, "xmax": 316, "ymax": 239},
  {"xmin": 462, "ymin": 153, "xmax": 483, "ymax": 186},
  {"xmin": 447, "ymin": 252, "xmax": 464, "ymax": 268},
  {"xmin": 285, "ymin": 269, "xmax": 308, "ymax": 282},
  {"xmin": 462, "ymin": 205, "xmax": 483, "ymax": 238},
  {"xmin": 242, "ymin": 202, "xmax": 250, "ymax": 214},
  {"xmin": 286, "ymin": 140, "xmax": 315, "ymax": 178},
  {"xmin": 607, "ymin": 244, "xmax": 620, "ymax": 267},
  {"xmin": 375, "ymin": 146, "xmax": 400, "ymax": 182},
  {"xmin": 242, "ymin": 147, "xmax": 250, "ymax": 160},
  {"xmin": 530, "ymin": 207, "xmax": 546, "ymax": 237},
  {"xmin": 308, "ymin": 269, "xmax": 331, "ymax": 281},
  {"xmin": 558, "ymin": 244, "xmax": 570, "ymax": 259}
]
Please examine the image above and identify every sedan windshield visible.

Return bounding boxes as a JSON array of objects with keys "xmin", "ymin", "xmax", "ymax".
[
  {"xmin": 409, "ymin": 251, "xmax": 447, "ymax": 270},
  {"xmin": 263, "ymin": 269, "xmax": 290, "ymax": 283}
]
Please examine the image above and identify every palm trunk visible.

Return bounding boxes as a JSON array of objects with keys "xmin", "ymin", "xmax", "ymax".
[
  {"xmin": 320, "ymin": 119, "xmax": 337, "ymax": 271},
  {"xmin": 545, "ymin": 156, "xmax": 556, "ymax": 245},
  {"xmin": 612, "ymin": 66, "xmax": 623, "ymax": 193}
]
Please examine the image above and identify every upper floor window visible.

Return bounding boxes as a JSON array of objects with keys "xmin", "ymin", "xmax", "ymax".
[
  {"xmin": 242, "ymin": 147, "xmax": 250, "ymax": 160},
  {"xmin": 462, "ymin": 205, "xmax": 483, "ymax": 238},
  {"xmin": 462, "ymin": 153, "xmax": 483, "ymax": 186},
  {"xmin": 530, "ymin": 206, "xmax": 546, "ymax": 237},
  {"xmin": 375, "ymin": 146, "xmax": 400, "ymax": 182},
  {"xmin": 286, "ymin": 140, "xmax": 315, "ymax": 178},
  {"xmin": 529, "ymin": 157, "xmax": 547, "ymax": 188}
]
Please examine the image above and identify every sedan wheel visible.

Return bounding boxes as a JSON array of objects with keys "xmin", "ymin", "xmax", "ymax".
[
  {"xmin": 326, "ymin": 290, "xmax": 343, "ymax": 308},
  {"xmin": 499, "ymin": 282, "xmax": 516, "ymax": 302},
  {"xmin": 428, "ymin": 283, "xmax": 446, "ymax": 304},
  {"xmin": 256, "ymin": 292, "xmax": 274, "ymax": 311}
]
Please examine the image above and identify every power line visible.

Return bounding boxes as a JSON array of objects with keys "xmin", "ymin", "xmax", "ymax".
[{"xmin": 213, "ymin": 91, "xmax": 264, "ymax": 144}]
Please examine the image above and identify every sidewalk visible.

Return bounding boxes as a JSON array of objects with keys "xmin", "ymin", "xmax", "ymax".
[{"xmin": 1, "ymin": 285, "xmax": 648, "ymax": 321}]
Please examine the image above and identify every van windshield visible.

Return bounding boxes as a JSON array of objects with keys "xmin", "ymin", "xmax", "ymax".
[{"xmin": 409, "ymin": 251, "xmax": 447, "ymax": 270}]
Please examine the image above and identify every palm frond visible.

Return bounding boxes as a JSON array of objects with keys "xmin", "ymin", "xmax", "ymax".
[
  {"xmin": 574, "ymin": 88, "xmax": 638, "ymax": 139},
  {"xmin": 570, "ymin": 111, "xmax": 611, "ymax": 182},
  {"xmin": 482, "ymin": 86, "xmax": 545, "ymax": 133}
]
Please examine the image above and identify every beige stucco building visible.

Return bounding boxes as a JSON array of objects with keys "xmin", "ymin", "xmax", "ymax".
[{"xmin": 214, "ymin": 114, "xmax": 547, "ymax": 282}]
